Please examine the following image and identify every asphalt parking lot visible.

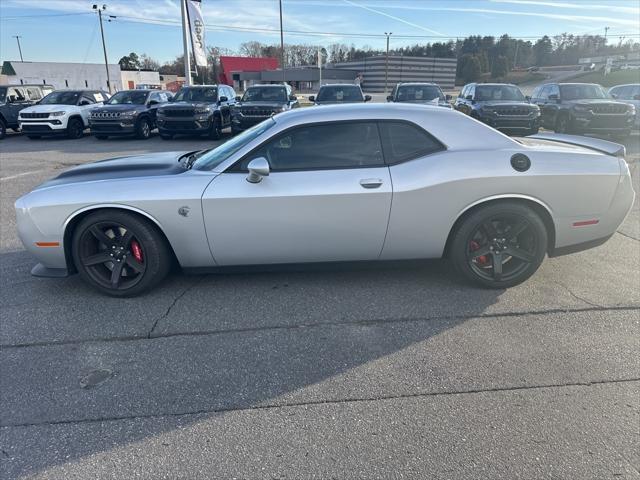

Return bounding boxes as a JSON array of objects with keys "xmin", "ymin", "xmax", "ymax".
[{"xmin": 1, "ymin": 130, "xmax": 639, "ymax": 479}]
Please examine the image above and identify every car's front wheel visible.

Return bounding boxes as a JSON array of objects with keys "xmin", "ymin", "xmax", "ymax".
[
  {"xmin": 450, "ymin": 202, "xmax": 548, "ymax": 289},
  {"xmin": 72, "ymin": 210, "xmax": 172, "ymax": 296},
  {"xmin": 135, "ymin": 117, "xmax": 151, "ymax": 139},
  {"xmin": 209, "ymin": 115, "xmax": 222, "ymax": 140},
  {"xmin": 66, "ymin": 118, "xmax": 85, "ymax": 139}
]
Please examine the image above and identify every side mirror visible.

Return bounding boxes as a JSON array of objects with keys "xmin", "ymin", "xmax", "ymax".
[
  {"xmin": 235, "ymin": 95, "xmax": 242, "ymax": 102},
  {"xmin": 79, "ymin": 100, "xmax": 91, "ymax": 106},
  {"xmin": 445, "ymin": 94, "xmax": 452, "ymax": 101},
  {"xmin": 364, "ymin": 95, "xmax": 372, "ymax": 102},
  {"xmin": 308, "ymin": 95, "xmax": 315, "ymax": 102},
  {"xmin": 246, "ymin": 157, "xmax": 270, "ymax": 183},
  {"xmin": 289, "ymin": 95, "xmax": 297, "ymax": 101},
  {"xmin": 525, "ymin": 95, "xmax": 531, "ymax": 102},
  {"xmin": 148, "ymin": 100, "xmax": 159, "ymax": 106},
  {"xmin": 386, "ymin": 95, "xmax": 393, "ymax": 102},
  {"xmin": 610, "ymin": 93, "xmax": 618, "ymax": 99},
  {"xmin": 465, "ymin": 95, "xmax": 473, "ymax": 101},
  {"xmin": 548, "ymin": 94, "xmax": 559, "ymax": 102},
  {"xmin": 219, "ymin": 96, "xmax": 228, "ymax": 103}
]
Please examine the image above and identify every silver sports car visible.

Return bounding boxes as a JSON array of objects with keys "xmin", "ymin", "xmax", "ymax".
[{"xmin": 15, "ymin": 104, "xmax": 635, "ymax": 296}]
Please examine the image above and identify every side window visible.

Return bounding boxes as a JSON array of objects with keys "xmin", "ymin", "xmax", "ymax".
[
  {"xmin": 228, "ymin": 86, "xmax": 236, "ymax": 99},
  {"xmin": 8, "ymin": 87, "xmax": 26, "ymax": 102},
  {"xmin": 81, "ymin": 94, "xmax": 96, "ymax": 105},
  {"xmin": 531, "ymin": 86, "xmax": 541, "ymax": 100},
  {"xmin": 468, "ymin": 85, "xmax": 475, "ymax": 99},
  {"xmin": 26, "ymin": 87, "xmax": 42, "ymax": 101},
  {"xmin": 149, "ymin": 92, "xmax": 161, "ymax": 103},
  {"xmin": 379, "ymin": 121, "xmax": 445, "ymax": 164},
  {"xmin": 243, "ymin": 121, "xmax": 384, "ymax": 171},
  {"xmin": 547, "ymin": 84, "xmax": 559, "ymax": 98}
]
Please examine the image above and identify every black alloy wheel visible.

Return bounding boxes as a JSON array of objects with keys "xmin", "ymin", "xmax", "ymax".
[
  {"xmin": 209, "ymin": 116, "xmax": 222, "ymax": 140},
  {"xmin": 451, "ymin": 202, "xmax": 547, "ymax": 288},
  {"xmin": 66, "ymin": 118, "xmax": 85, "ymax": 139},
  {"xmin": 136, "ymin": 117, "xmax": 151, "ymax": 139},
  {"xmin": 72, "ymin": 210, "xmax": 171, "ymax": 296}
]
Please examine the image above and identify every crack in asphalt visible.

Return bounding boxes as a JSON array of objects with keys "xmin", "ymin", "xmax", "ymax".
[
  {"xmin": 2, "ymin": 305, "xmax": 638, "ymax": 350},
  {"xmin": 147, "ymin": 277, "xmax": 204, "ymax": 339},
  {"xmin": 554, "ymin": 281, "xmax": 604, "ymax": 308},
  {"xmin": 2, "ymin": 377, "xmax": 638, "ymax": 429}
]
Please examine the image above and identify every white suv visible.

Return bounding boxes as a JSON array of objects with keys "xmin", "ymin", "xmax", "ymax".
[{"xmin": 19, "ymin": 90, "xmax": 109, "ymax": 139}]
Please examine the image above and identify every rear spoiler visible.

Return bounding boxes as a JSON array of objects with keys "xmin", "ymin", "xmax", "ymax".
[{"xmin": 530, "ymin": 133, "xmax": 626, "ymax": 158}]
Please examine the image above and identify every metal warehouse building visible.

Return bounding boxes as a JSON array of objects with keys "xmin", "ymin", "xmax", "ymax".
[
  {"xmin": 332, "ymin": 55, "xmax": 458, "ymax": 92},
  {"xmin": 1, "ymin": 61, "xmax": 122, "ymax": 92}
]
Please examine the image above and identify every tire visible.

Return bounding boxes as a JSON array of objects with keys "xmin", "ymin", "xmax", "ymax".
[
  {"xmin": 71, "ymin": 209, "xmax": 172, "ymax": 297},
  {"xmin": 527, "ymin": 126, "xmax": 540, "ymax": 136},
  {"xmin": 135, "ymin": 117, "xmax": 151, "ymax": 139},
  {"xmin": 66, "ymin": 117, "xmax": 85, "ymax": 139},
  {"xmin": 450, "ymin": 202, "xmax": 548, "ymax": 289},
  {"xmin": 27, "ymin": 135, "xmax": 41, "ymax": 139},
  {"xmin": 209, "ymin": 115, "xmax": 222, "ymax": 140},
  {"xmin": 0, "ymin": 119, "xmax": 6, "ymax": 139},
  {"xmin": 160, "ymin": 132, "xmax": 173, "ymax": 140},
  {"xmin": 95, "ymin": 135, "xmax": 108, "ymax": 140},
  {"xmin": 554, "ymin": 114, "xmax": 574, "ymax": 134}
]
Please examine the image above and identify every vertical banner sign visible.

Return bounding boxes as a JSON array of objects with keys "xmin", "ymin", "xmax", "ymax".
[{"xmin": 187, "ymin": 0, "xmax": 207, "ymax": 67}]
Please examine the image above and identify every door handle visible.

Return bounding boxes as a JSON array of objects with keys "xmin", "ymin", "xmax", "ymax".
[{"xmin": 360, "ymin": 178, "xmax": 383, "ymax": 189}]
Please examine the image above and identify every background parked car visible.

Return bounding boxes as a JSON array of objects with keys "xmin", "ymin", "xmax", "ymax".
[
  {"xmin": 530, "ymin": 83, "xmax": 635, "ymax": 137},
  {"xmin": 89, "ymin": 89, "xmax": 173, "ymax": 140},
  {"xmin": 608, "ymin": 83, "xmax": 640, "ymax": 128},
  {"xmin": 387, "ymin": 83, "xmax": 452, "ymax": 108},
  {"xmin": 0, "ymin": 84, "xmax": 54, "ymax": 139},
  {"xmin": 308, "ymin": 84, "xmax": 371, "ymax": 105},
  {"xmin": 156, "ymin": 84, "xmax": 235, "ymax": 140},
  {"xmin": 19, "ymin": 90, "xmax": 109, "ymax": 139},
  {"xmin": 231, "ymin": 84, "xmax": 298, "ymax": 134},
  {"xmin": 454, "ymin": 83, "xmax": 540, "ymax": 135}
]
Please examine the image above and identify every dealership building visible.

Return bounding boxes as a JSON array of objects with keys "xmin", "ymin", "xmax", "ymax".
[{"xmin": 332, "ymin": 55, "xmax": 458, "ymax": 92}]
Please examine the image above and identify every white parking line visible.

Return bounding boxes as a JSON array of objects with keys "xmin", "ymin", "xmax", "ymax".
[{"xmin": 0, "ymin": 169, "xmax": 47, "ymax": 181}]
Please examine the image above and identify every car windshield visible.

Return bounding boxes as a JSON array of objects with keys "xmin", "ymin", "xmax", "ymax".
[
  {"xmin": 0, "ymin": 87, "xmax": 6, "ymax": 103},
  {"xmin": 193, "ymin": 118, "xmax": 276, "ymax": 171},
  {"xmin": 242, "ymin": 87, "xmax": 287, "ymax": 103},
  {"xmin": 316, "ymin": 86, "xmax": 363, "ymax": 102},
  {"xmin": 475, "ymin": 85, "xmax": 525, "ymax": 101},
  {"xmin": 39, "ymin": 91, "xmax": 82, "ymax": 105},
  {"xmin": 560, "ymin": 84, "xmax": 607, "ymax": 100},
  {"xmin": 106, "ymin": 90, "xmax": 149, "ymax": 105},
  {"xmin": 396, "ymin": 85, "xmax": 444, "ymax": 102},
  {"xmin": 173, "ymin": 87, "xmax": 217, "ymax": 102}
]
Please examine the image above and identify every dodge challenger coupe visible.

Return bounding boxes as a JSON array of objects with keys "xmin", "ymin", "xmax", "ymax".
[{"xmin": 15, "ymin": 104, "xmax": 635, "ymax": 296}]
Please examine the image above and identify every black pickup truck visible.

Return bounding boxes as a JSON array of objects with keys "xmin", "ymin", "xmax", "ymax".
[
  {"xmin": 231, "ymin": 84, "xmax": 298, "ymax": 134},
  {"xmin": 156, "ymin": 84, "xmax": 236, "ymax": 140}
]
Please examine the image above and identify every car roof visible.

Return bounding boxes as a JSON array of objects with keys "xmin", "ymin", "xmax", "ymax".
[
  {"xmin": 556, "ymin": 83, "xmax": 601, "ymax": 86},
  {"xmin": 609, "ymin": 83, "xmax": 640, "ymax": 88},
  {"xmin": 397, "ymin": 82, "xmax": 438, "ymax": 86}
]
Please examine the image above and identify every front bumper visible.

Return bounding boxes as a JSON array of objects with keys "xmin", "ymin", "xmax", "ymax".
[
  {"xmin": 231, "ymin": 115, "xmax": 269, "ymax": 130},
  {"xmin": 19, "ymin": 119, "xmax": 67, "ymax": 134},
  {"xmin": 89, "ymin": 119, "xmax": 137, "ymax": 135},
  {"xmin": 573, "ymin": 113, "xmax": 635, "ymax": 133},
  {"xmin": 480, "ymin": 114, "xmax": 540, "ymax": 131},
  {"xmin": 157, "ymin": 116, "xmax": 211, "ymax": 134}
]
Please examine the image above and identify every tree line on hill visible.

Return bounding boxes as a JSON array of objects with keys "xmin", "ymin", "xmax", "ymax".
[{"xmin": 118, "ymin": 33, "xmax": 639, "ymax": 85}]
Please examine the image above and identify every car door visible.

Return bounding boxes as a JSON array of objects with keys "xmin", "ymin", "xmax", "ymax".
[
  {"xmin": 6, "ymin": 87, "xmax": 30, "ymax": 125},
  {"xmin": 543, "ymin": 84, "xmax": 561, "ymax": 128},
  {"xmin": 201, "ymin": 120, "xmax": 393, "ymax": 265}
]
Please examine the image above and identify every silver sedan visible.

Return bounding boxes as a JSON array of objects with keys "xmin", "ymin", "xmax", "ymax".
[{"xmin": 15, "ymin": 104, "xmax": 635, "ymax": 296}]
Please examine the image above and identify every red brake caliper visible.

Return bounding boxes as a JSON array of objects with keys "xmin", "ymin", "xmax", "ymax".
[
  {"xmin": 131, "ymin": 240, "xmax": 143, "ymax": 263},
  {"xmin": 469, "ymin": 240, "xmax": 488, "ymax": 265}
]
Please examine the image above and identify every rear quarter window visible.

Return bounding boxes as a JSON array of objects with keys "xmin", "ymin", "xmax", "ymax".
[{"xmin": 379, "ymin": 121, "xmax": 445, "ymax": 164}]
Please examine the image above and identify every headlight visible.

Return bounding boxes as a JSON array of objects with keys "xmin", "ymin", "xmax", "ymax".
[
  {"xmin": 627, "ymin": 104, "xmax": 636, "ymax": 115},
  {"xmin": 194, "ymin": 107, "xmax": 211, "ymax": 115},
  {"xmin": 532, "ymin": 107, "xmax": 541, "ymax": 116},
  {"xmin": 573, "ymin": 104, "xmax": 591, "ymax": 112},
  {"xmin": 119, "ymin": 110, "xmax": 137, "ymax": 118},
  {"xmin": 50, "ymin": 111, "xmax": 66, "ymax": 117}
]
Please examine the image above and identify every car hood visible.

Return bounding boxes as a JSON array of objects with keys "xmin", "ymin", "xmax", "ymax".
[
  {"xmin": 477, "ymin": 101, "xmax": 534, "ymax": 108},
  {"xmin": 35, "ymin": 151, "xmax": 189, "ymax": 189},
  {"xmin": 20, "ymin": 104, "xmax": 79, "ymax": 114},
  {"xmin": 92, "ymin": 104, "xmax": 146, "ymax": 113},
  {"xmin": 160, "ymin": 101, "xmax": 210, "ymax": 109}
]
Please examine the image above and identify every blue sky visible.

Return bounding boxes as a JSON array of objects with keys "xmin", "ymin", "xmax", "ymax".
[{"xmin": 1, "ymin": 0, "xmax": 638, "ymax": 65}]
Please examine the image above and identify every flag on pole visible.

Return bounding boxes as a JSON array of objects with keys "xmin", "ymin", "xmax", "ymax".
[{"xmin": 186, "ymin": 0, "xmax": 207, "ymax": 67}]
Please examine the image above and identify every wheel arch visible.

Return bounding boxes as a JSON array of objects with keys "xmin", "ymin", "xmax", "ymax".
[
  {"xmin": 62, "ymin": 204, "xmax": 177, "ymax": 273},
  {"xmin": 442, "ymin": 195, "xmax": 556, "ymax": 258},
  {"xmin": 67, "ymin": 114, "xmax": 85, "ymax": 127}
]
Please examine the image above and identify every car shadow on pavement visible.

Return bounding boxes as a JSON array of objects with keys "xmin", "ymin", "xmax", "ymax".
[{"xmin": 0, "ymin": 248, "xmax": 508, "ymax": 479}]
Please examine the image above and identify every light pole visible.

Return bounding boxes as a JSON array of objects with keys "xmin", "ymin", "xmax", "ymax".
[
  {"xmin": 604, "ymin": 26, "xmax": 610, "ymax": 48},
  {"xmin": 384, "ymin": 32, "xmax": 392, "ymax": 95},
  {"xmin": 13, "ymin": 36, "xmax": 24, "ymax": 62},
  {"xmin": 93, "ymin": 4, "xmax": 112, "ymax": 93},
  {"xmin": 279, "ymin": 0, "xmax": 286, "ymax": 84}
]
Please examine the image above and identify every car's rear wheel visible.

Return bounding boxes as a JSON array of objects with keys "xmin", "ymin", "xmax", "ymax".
[
  {"xmin": 66, "ymin": 118, "xmax": 85, "ymax": 139},
  {"xmin": 72, "ymin": 210, "xmax": 171, "ymax": 296},
  {"xmin": 450, "ymin": 202, "xmax": 547, "ymax": 289},
  {"xmin": 209, "ymin": 115, "xmax": 222, "ymax": 140},
  {"xmin": 135, "ymin": 117, "xmax": 151, "ymax": 139}
]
